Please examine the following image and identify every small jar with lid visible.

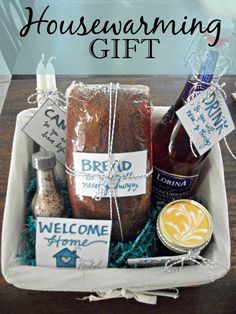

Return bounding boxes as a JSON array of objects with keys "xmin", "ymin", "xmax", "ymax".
[
  {"xmin": 156, "ymin": 199, "xmax": 213, "ymax": 255},
  {"xmin": 32, "ymin": 151, "xmax": 66, "ymax": 218}
]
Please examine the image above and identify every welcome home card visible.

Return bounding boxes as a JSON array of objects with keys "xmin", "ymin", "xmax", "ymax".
[{"xmin": 36, "ymin": 217, "xmax": 112, "ymax": 269}]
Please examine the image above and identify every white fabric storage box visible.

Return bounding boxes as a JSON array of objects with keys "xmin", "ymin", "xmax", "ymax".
[{"xmin": 1, "ymin": 106, "xmax": 230, "ymax": 294}]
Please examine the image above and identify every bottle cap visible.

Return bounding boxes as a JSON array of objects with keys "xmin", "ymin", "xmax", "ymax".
[
  {"xmin": 32, "ymin": 151, "xmax": 56, "ymax": 171},
  {"xmin": 157, "ymin": 199, "xmax": 213, "ymax": 254}
]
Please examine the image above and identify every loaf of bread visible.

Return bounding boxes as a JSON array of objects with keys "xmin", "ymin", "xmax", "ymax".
[{"xmin": 66, "ymin": 83, "xmax": 152, "ymax": 241}]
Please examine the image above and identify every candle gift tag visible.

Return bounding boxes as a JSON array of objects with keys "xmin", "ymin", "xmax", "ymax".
[
  {"xmin": 36, "ymin": 217, "xmax": 112, "ymax": 269},
  {"xmin": 22, "ymin": 99, "xmax": 66, "ymax": 164},
  {"xmin": 177, "ymin": 87, "xmax": 235, "ymax": 155}
]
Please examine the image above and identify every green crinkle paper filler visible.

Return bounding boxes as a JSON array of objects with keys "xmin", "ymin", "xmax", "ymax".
[
  {"xmin": 19, "ymin": 163, "xmax": 165, "ymax": 268},
  {"xmin": 108, "ymin": 203, "xmax": 164, "ymax": 268}
]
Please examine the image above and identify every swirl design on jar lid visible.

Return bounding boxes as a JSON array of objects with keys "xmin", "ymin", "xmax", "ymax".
[{"xmin": 157, "ymin": 199, "xmax": 213, "ymax": 253}]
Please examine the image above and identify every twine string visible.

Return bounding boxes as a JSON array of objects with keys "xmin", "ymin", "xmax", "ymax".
[
  {"xmin": 162, "ymin": 249, "xmax": 215, "ymax": 282},
  {"xmin": 65, "ymin": 166, "xmax": 153, "ymax": 181},
  {"xmin": 27, "ymin": 89, "xmax": 66, "ymax": 108},
  {"xmin": 106, "ymin": 83, "xmax": 123, "ymax": 239}
]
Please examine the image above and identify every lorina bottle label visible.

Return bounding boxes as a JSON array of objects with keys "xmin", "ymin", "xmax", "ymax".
[{"xmin": 152, "ymin": 167, "xmax": 198, "ymax": 201}]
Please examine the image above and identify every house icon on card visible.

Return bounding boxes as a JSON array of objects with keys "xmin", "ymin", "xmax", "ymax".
[{"xmin": 53, "ymin": 248, "xmax": 79, "ymax": 268}]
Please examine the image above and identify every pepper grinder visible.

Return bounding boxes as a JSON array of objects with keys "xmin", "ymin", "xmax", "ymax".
[{"xmin": 32, "ymin": 151, "xmax": 66, "ymax": 218}]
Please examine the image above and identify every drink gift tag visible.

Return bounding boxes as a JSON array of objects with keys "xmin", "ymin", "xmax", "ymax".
[
  {"xmin": 22, "ymin": 99, "xmax": 66, "ymax": 164},
  {"xmin": 177, "ymin": 87, "xmax": 235, "ymax": 155},
  {"xmin": 36, "ymin": 217, "xmax": 112, "ymax": 269},
  {"xmin": 73, "ymin": 151, "xmax": 147, "ymax": 198}
]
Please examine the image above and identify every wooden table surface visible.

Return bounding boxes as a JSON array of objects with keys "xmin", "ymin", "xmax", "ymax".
[{"xmin": 0, "ymin": 76, "xmax": 236, "ymax": 314}]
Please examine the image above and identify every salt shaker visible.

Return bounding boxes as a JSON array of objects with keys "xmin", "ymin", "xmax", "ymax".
[{"xmin": 32, "ymin": 151, "xmax": 66, "ymax": 218}]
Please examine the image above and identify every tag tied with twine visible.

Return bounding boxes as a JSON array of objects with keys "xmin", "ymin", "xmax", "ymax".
[
  {"xmin": 177, "ymin": 79, "xmax": 236, "ymax": 160},
  {"xmin": 27, "ymin": 89, "xmax": 66, "ymax": 111}
]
